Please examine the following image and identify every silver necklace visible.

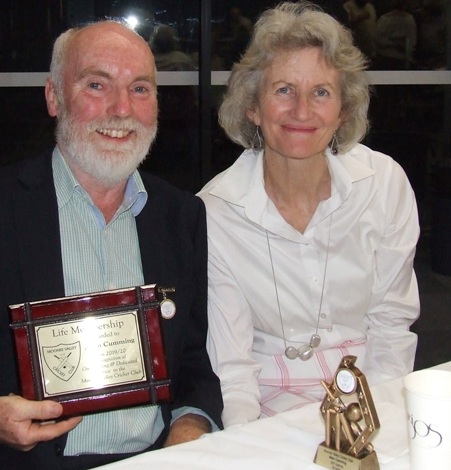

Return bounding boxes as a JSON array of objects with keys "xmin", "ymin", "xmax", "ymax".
[{"xmin": 266, "ymin": 214, "xmax": 332, "ymax": 361}]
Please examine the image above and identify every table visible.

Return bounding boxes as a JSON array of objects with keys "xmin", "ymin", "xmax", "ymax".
[{"xmin": 95, "ymin": 362, "xmax": 451, "ymax": 469}]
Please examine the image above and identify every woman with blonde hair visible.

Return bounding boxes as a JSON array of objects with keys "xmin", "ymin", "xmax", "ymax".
[{"xmin": 198, "ymin": 1, "xmax": 419, "ymax": 427}]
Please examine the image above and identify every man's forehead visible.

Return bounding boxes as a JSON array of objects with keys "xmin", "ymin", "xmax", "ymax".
[
  {"xmin": 66, "ymin": 25, "xmax": 155, "ymax": 76},
  {"xmin": 77, "ymin": 21, "xmax": 140, "ymax": 41},
  {"xmin": 71, "ymin": 23, "xmax": 151, "ymax": 58}
]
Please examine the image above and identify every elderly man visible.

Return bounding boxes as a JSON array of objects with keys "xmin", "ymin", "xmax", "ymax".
[{"xmin": 0, "ymin": 21, "xmax": 222, "ymax": 470}]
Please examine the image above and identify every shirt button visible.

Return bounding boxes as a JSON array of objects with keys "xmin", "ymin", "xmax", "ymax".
[
  {"xmin": 327, "ymin": 328, "xmax": 333, "ymax": 332},
  {"xmin": 320, "ymin": 313, "xmax": 327, "ymax": 319},
  {"xmin": 54, "ymin": 443, "xmax": 62, "ymax": 456},
  {"xmin": 312, "ymin": 276, "xmax": 319, "ymax": 283}
]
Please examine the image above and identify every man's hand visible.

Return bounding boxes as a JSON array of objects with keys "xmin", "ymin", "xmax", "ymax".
[
  {"xmin": 164, "ymin": 413, "xmax": 212, "ymax": 447},
  {"xmin": 0, "ymin": 395, "xmax": 82, "ymax": 451}
]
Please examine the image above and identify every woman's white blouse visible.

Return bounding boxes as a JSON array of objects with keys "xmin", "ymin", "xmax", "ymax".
[{"xmin": 198, "ymin": 144, "xmax": 420, "ymax": 427}]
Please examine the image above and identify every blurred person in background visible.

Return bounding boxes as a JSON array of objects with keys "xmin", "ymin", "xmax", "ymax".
[
  {"xmin": 343, "ymin": 0, "xmax": 377, "ymax": 63},
  {"xmin": 374, "ymin": 0, "xmax": 417, "ymax": 70}
]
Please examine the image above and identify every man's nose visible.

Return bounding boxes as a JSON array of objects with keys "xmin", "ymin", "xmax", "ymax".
[{"xmin": 108, "ymin": 88, "xmax": 132, "ymax": 117}]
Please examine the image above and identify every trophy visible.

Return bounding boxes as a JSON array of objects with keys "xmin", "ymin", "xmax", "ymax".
[{"xmin": 314, "ymin": 355, "xmax": 380, "ymax": 470}]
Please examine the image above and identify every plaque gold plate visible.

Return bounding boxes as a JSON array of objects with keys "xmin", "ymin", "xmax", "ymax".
[{"xmin": 9, "ymin": 284, "xmax": 172, "ymax": 417}]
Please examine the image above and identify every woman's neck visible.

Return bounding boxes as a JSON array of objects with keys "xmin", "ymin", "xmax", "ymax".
[{"xmin": 263, "ymin": 153, "xmax": 331, "ymax": 233}]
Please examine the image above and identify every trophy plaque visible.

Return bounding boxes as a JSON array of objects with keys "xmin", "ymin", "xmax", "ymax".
[
  {"xmin": 9, "ymin": 284, "xmax": 173, "ymax": 417},
  {"xmin": 314, "ymin": 355, "xmax": 380, "ymax": 470}
]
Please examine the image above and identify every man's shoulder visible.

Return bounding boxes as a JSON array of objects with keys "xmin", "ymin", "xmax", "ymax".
[
  {"xmin": 0, "ymin": 153, "xmax": 53, "ymax": 190},
  {"xmin": 138, "ymin": 170, "xmax": 203, "ymax": 210},
  {"xmin": 1, "ymin": 151, "xmax": 52, "ymax": 169},
  {"xmin": 136, "ymin": 171, "xmax": 206, "ymax": 238}
]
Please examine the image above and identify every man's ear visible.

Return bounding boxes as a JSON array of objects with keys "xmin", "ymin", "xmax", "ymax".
[{"xmin": 45, "ymin": 78, "xmax": 60, "ymax": 117}]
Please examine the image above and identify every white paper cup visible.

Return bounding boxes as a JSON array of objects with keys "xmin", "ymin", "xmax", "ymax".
[{"xmin": 403, "ymin": 369, "xmax": 451, "ymax": 470}]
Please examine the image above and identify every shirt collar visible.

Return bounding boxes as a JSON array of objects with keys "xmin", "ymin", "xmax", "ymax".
[
  {"xmin": 52, "ymin": 146, "xmax": 148, "ymax": 217},
  {"xmin": 206, "ymin": 144, "xmax": 376, "ymax": 241}
]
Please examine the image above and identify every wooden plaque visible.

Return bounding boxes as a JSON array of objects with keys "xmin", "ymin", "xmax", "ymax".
[{"xmin": 9, "ymin": 284, "xmax": 172, "ymax": 417}]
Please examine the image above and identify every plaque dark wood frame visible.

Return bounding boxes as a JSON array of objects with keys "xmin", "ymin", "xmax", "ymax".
[{"xmin": 9, "ymin": 284, "xmax": 172, "ymax": 417}]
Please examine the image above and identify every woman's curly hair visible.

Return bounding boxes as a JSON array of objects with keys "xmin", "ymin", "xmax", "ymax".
[{"xmin": 218, "ymin": 1, "xmax": 370, "ymax": 154}]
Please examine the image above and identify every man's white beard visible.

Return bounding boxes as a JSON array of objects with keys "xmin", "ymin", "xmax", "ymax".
[{"xmin": 56, "ymin": 109, "xmax": 157, "ymax": 188}]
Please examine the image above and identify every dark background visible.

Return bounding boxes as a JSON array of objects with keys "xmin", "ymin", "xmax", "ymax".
[{"xmin": 1, "ymin": 0, "xmax": 450, "ymax": 370}]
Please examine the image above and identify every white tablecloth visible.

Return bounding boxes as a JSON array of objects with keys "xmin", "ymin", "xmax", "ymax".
[{"xmin": 95, "ymin": 362, "xmax": 451, "ymax": 470}]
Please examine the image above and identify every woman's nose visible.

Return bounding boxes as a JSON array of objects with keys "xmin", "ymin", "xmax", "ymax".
[{"xmin": 292, "ymin": 94, "xmax": 312, "ymax": 120}]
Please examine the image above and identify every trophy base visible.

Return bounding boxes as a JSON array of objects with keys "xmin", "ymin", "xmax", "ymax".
[{"xmin": 314, "ymin": 443, "xmax": 380, "ymax": 470}]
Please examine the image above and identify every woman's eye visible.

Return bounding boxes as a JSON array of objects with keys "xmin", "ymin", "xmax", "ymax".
[
  {"xmin": 276, "ymin": 86, "xmax": 292, "ymax": 96},
  {"xmin": 316, "ymin": 88, "xmax": 329, "ymax": 97}
]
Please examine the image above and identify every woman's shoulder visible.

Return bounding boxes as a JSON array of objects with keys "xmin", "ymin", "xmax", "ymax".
[
  {"xmin": 198, "ymin": 149, "xmax": 261, "ymax": 206},
  {"xmin": 346, "ymin": 143, "xmax": 411, "ymax": 183},
  {"xmin": 348, "ymin": 142, "xmax": 395, "ymax": 164}
]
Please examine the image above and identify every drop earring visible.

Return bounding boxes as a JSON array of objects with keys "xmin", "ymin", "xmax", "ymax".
[
  {"xmin": 330, "ymin": 133, "xmax": 338, "ymax": 155},
  {"xmin": 251, "ymin": 126, "xmax": 264, "ymax": 150}
]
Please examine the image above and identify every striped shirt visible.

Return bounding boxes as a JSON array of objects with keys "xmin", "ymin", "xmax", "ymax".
[{"xmin": 52, "ymin": 148, "xmax": 164, "ymax": 455}]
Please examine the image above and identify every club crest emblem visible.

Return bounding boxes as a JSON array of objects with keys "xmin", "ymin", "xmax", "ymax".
[{"xmin": 42, "ymin": 342, "xmax": 81, "ymax": 381}]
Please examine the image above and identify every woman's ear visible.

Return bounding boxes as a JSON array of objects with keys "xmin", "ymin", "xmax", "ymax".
[
  {"xmin": 246, "ymin": 108, "xmax": 260, "ymax": 126},
  {"xmin": 338, "ymin": 109, "xmax": 348, "ymax": 127},
  {"xmin": 45, "ymin": 78, "xmax": 60, "ymax": 117}
]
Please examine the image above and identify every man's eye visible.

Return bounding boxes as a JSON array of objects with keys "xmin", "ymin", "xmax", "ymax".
[
  {"xmin": 134, "ymin": 86, "xmax": 148, "ymax": 94},
  {"xmin": 88, "ymin": 82, "xmax": 102, "ymax": 90}
]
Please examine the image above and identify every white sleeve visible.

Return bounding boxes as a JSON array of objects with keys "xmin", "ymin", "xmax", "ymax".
[
  {"xmin": 206, "ymin": 236, "xmax": 262, "ymax": 427},
  {"xmin": 363, "ymin": 160, "xmax": 420, "ymax": 384}
]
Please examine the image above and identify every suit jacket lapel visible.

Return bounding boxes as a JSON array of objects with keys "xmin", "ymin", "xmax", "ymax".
[
  {"xmin": 136, "ymin": 177, "xmax": 163, "ymax": 285},
  {"xmin": 13, "ymin": 154, "xmax": 65, "ymax": 301}
]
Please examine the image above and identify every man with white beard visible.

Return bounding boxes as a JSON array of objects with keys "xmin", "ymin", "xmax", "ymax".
[{"xmin": 0, "ymin": 21, "xmax": 222, "ymax": 470}]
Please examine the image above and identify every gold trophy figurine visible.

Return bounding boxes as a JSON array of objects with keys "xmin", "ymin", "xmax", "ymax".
[{"xmin": 314, "ymin": 355, "xmax": 380, "ymax": 470}]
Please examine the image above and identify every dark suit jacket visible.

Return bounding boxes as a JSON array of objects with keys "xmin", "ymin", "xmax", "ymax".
[{"xmin": 0, "ymin": 152, "xmax": 223, "ymax": 469}]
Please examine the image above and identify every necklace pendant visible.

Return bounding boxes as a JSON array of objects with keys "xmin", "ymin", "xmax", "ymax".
[
  {"xmin": 285, "ymin": 346, "xmax": 300, "ymax": 360},
  {"xmin": 310, "ymin": 334, "xmax": 321, "ymax": 348},
  {"xmin": 297, "ymin": 344, "xmax": 314, "ymax": 361}
]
